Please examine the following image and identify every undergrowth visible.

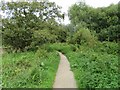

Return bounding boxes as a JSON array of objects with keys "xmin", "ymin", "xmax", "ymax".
[{"xmin": 2, "ymin": 50, "xmax": 59, "ymax": 88}]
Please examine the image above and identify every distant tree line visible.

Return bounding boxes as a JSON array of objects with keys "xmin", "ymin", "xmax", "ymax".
[
  {"xmin": 68, "ymin": 2, "xmax": 119, "ymax": 42},
  {"xmin": 1, "ymin": 1, "xmax": 119, "ymax": 51}
]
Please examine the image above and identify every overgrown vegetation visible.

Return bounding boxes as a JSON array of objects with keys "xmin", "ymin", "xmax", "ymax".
[
  {"xmin": 67, "ymin": 43, "xmax": 119, "ymax": 88},
  {"xmin": 47, "ymin": 42, "xmax": 119, "ymax": 88},
  {"xmin": 1, "ymin": 0, "xmax": 119, "ymax": 88},
  {"xmin": 2, "ymin": 50, "xmax": 59, "ymax": 88},
  {"xmin": 2, "ymin": 1, "xmax": 66, "ymax": 51},
  {"xmin": 68, "ymin": 2, "xmax": 119, "ymax": 42}
]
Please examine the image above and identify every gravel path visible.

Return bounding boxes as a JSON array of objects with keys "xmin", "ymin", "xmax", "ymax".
[{"xmin": 53, "ymin": 52, "xmax": 77, "ymax": 88}]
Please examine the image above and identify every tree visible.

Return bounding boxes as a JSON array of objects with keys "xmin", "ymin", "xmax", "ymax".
[
  {"xmin": 68, "ymin": 2, "xmax": 119, "ymax": 42},
  {"xmin": 2, "ymin": 1, "xmax": 63, "ymax": 50}
]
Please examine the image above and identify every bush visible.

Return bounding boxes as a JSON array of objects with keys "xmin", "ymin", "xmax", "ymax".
[
  {"xmin": 94, "ymin": 41, "xmax": 118, "ymax": 55},
  {"xmin": 68, "ymin": 28, "xmax": 96, "ymax": 47},
  {"xmin": 30, "ymin": 26, "xmax": 68, "ymax": 50},
  {"xmin": 3, "ymin": 27, "xmax": 32, "ymax": 51},
  {"xmin": 30, "ymin": 30, "xmax": 57, "ymax": 50},
  {"xmin": 66, "ymin": 46, "xmax": 119, "ymax": 88},
  {"xmin": 98, "ymin": 25, "xmax": 120, "ymax": 42},
  {"xmin": 49, "ymin": 43, "xmax": 77, "ymax": 54},
  {"xmin": 50, "ymin": 28, "xmax": 68, "ymax": 43}
]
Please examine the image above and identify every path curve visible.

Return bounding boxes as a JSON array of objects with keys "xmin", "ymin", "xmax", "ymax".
[{"xmin": 53, "ymin": 52, "xmax": 77, "ymax": 88}]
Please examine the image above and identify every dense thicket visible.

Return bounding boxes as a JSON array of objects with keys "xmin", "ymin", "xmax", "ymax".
[
  {"xmin": 68, "ymin": 2, "xmax": 119, "ymax": 42},
  {"xmin": 2, "ymin": 1, "xmax": 67, "ymax": 51},
  {"xmin": 1, "ymin": 1, "xmax": 119, "ymax": 50}
]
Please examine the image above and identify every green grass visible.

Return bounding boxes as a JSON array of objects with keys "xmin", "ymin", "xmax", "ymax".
[
  {"xmin": 2, "ymin": 50, "xmax": 59, "ymax": 88},
  {"xmin": 66, "ymin": 50, "xmax": 119, "ymax": 88},
  {"xmin": 2, "ymin": 42, "xmax": 119, "ymax": 88},
  {"xmin": 49, "ymin": 42, "xmax": 119, "ymax": 88},
  {"xmin": 65, "ymin": 43, "xmax": 119, "ymax": 88}
]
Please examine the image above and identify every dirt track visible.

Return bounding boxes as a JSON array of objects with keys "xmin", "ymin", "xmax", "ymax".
[{"xmin": 53, "ymin": 52, "xmax": 77, "ymax": 88}]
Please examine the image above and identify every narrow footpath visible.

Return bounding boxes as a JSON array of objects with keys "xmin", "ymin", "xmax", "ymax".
[{"xmin": 53, "ymin": 52, "xmax": 77, "ymax": 88}]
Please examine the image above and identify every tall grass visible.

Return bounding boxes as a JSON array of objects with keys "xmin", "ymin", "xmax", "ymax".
[
  {"xmin": 49, "ymin": 42, "xmax": 119, "ymax": 88},
  {"xmin": 66, "ymin": 50, "xmax": 119, "ymax": 88},
  {"xmin": 2, "ymin": 50, "xmax": 59, "ymax": 88},
  {"xmin": 2, "ymin": 42, "xmax": 119, "ymax": 88}
]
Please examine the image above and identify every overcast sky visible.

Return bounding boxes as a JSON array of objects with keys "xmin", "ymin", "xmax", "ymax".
[{"xmin": 1, "ymin": 0, "xmax": 119, "ymax": 24}]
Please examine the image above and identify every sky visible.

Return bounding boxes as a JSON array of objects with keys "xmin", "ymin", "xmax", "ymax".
[{"xmin": 1, "ymin": 0, "xmax": 120, "ymax": 24}]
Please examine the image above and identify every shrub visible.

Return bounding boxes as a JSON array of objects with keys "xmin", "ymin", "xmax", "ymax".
[
  {"xmin": 70, "ymin": 28, "xmax": 96, "ymax": 46},
  {"xmin": 49, "ymin": 43, "xmax": 77, "ymax": 54},
  {"xmin": 66, "ymin": 47, "xmax": 119, "ymax": 88},
  {"xmin": 30, "ymin": 30, "xmax": 57, "ymax": 50},
  {"xmin": 94, "ymin": 41, "xmax": 118, "ymax": 55},
  {"xmin": 3, "ymin": 27, "xmax": 32, "ymax": 51},
  {"xmin": 98, "ymin": 25, "xmax": 120, "ymax": 42},
  {"xmin": 50, "ymin": 28, "xmax": 68, "ymax": 43}
]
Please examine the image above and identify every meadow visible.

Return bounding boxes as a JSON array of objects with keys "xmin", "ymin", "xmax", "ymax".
[{"xmin": 2, "ymin": 50, "xmax": 59, "ymax": 88}]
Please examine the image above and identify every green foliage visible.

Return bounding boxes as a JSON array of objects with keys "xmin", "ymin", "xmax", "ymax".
[
  {"xmin": 48, "ymin": 43, "xmax": 77, "ymax": 54},
  {"xmin": 2, "ymin": 51, "xmax": 59, "ymax": 88},
  {"xmin": 1, "ymin": 0, "xmax": 119, "ymax": 88},
  {"xmin": 65, "ymin": 43, "xmax": 119, "ymax": 88},
  {"xmin": 48, "ymin": 42, "xmax": 119, "ymax": 88},
  {"xmin": 50, "ymin": 27, "xmax": 68, "ymax": 42},
  {"xmin": 67, "ymin": 52, "xmax": 119, "ymax": 88},
  {"xmin": 35, "ymin": 48, "xmax": 48, "ymax": 58},
  {"xmin": 31, "ymin": 30, "xmax": 57, "ymax": 49},
  {"xmin": 2, "ymin": 1, "xmax": 64, "ymax": 51},
  {"xmin": 29, "ymin": 25, "xmax": 68, "ymax": 50},
  {"xmin": 2, "ymin": 1, "xmax": 63, "ymax": 21},
  {"xmin": 67, "ymin": 28, "xmax": 96, "ymax": 47},
  {"xmin": 2, "ymin": 27, "xmax": 32, "ymax": 51},
  {"xmin": 68, "ymin": 2, "xmax": 119, "ymax": 42},
  {"xmin": 2, "ymin": 41, "xmax": 119, "ymax": 88},
  {"xmin": 94, "ymin": 41, "xmax": 118, "ymax": 55},
  {"xmin": 99, "ymin": 25, "xmax": 120, "ymax": 41}
]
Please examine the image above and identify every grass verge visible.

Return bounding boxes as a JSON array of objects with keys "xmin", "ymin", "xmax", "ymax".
[{"xmin": 2, "ymin": 50, "xmax": 59, "ymax": 88}]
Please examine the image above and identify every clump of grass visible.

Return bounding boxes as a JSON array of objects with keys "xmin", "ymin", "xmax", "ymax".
[{"xmin": 2, "ymin": 50, "xmax": 59, "ymax": 88}]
